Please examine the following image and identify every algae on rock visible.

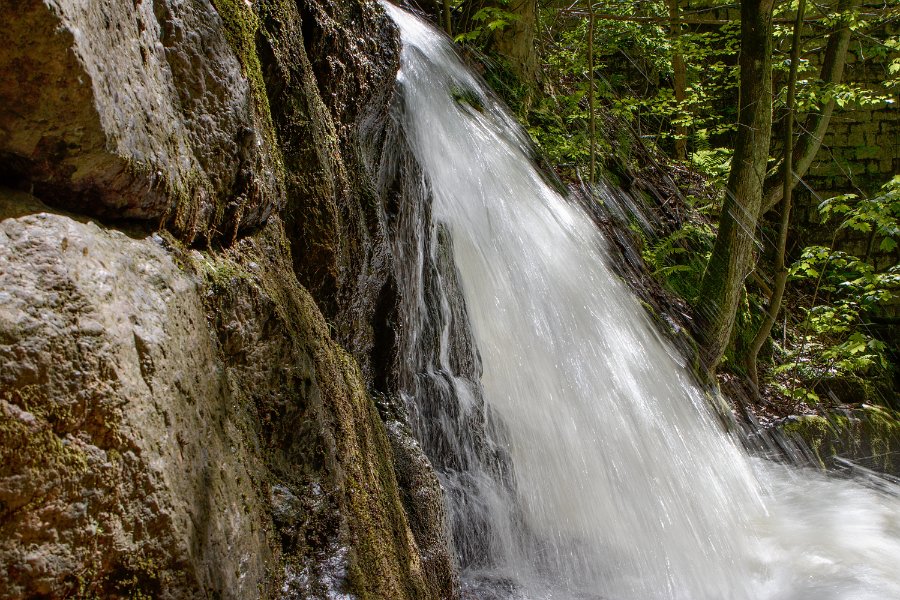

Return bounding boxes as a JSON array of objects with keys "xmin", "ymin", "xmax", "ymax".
[
  {"xmin": 781, "ymin": 406, "xmax": 900, "ymax": 475},
  {"xmin": 0, "ymin": 0, "xmax": 457, "ymax": 597}
]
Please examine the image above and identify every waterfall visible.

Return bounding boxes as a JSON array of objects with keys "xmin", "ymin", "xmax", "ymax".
[{"xmin": 378, "ymin": 4, "xmax": 900, "ymax": 599}]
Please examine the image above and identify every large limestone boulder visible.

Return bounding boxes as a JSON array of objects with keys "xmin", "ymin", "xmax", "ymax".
[
  {"xmin": 0, "ymin": 194, "xmax": 273, "ymax": 597},
  {"xmin": 0, "ymin": 0, "xmax": 283, "ymax": 242},
  {"xmin": 0, "ymin": 0, "xmax": 457, "ymax": 595},
  {"xmin": 0, "ymin": 193, "xmax": 441, "ymax": 597}
]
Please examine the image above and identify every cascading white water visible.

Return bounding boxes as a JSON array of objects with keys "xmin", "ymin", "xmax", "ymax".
[{"xmin": 381, "ymin": 4, "xmax": 900, "ymax": 599}]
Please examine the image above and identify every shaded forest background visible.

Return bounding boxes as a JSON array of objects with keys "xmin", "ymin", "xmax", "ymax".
[{"xmin": 409, "ymin": 0, "xmax": 899, "ymax": 423}]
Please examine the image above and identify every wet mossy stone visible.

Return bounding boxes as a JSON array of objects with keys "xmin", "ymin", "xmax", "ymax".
[
  {"xmin": 781, "ymin": 406, "xmax": 900, "ymax": 475},
  {"xmin": 452, "ymin": 86, "xmax": 486, "ymax": 112}
]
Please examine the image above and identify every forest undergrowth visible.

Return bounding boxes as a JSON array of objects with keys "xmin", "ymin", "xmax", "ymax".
[{"xmin": 441, "ymin": 0, "xmax": 900, "ymax": 430}]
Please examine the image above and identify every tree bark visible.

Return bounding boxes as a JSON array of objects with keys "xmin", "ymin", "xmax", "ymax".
[
  {"xmin": 697, "ymin": 0, "xmax": 775, "ymax": 375},
  {"xmin": 666, "ymin": 0, "xmax": 688, "ymax": 160},
  {"xmin": 441, "ymin": 0, "xmax": 452, "ymax": 36},
  {"xmin": 761, "ymin": 0, "xmax": 858, "ymax": 214},
  {"xmin": 746, "ymin": 0, "xmax": 806, "ymax": 388},
  {"xmin": 588, "ymin": 0, "xmax": 596, "ymax": 182},
  {"xmin": 457, "ymin": 0, "xmax": 540, "ymax": 88}
]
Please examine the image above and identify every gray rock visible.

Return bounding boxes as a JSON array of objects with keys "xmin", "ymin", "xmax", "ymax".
[
  {"xmin": 0, "ymin": 0, "xmax": 458, "ymax": 595},
  {"xmin": 0, "ymin": 194, "xmax": 446, "ymax": 597},
  {"xmin": 0, "ymin": 198, "xmax": 272, "ymax": 598},
  {"xmin": 0, "ymin": 0, "xmax": 282, "ymax": 242}
]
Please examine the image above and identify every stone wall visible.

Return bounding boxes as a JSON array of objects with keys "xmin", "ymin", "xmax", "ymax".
[{"xmin": 789, "ymin": 18, "xmax": 899, "ymax": 270}]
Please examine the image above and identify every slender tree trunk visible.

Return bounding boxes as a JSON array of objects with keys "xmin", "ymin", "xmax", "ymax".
[
  {"xmin": 697, "ymin": 0, "xmax": 775, "ymax": 375},
  {"xmin": 666, "ymin": 0, "xmax": 688, "ymax": 160},
  {"xmin": 442, "ymin": 0, "xmax": 452, "ymax": 36},
  {"xmin": 761, "ymin": 0, "xmax": 859, "ymax": 213},
  {"xmin": 746, "ymin": 0, "xmax": 806, "ymax": 388},
  {"xmin": 588, "ymin": 0, "xmax": 596, "ymax": 183},
  {"xmin": 490, "ymin": 0, "xmax": 540, "ymax": 85}
]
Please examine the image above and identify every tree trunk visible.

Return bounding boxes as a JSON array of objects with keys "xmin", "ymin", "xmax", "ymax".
[
  {"xmin": 761, "ymin": 0, "xmax": 858, "ymax": 214},
  {"xmin": 588, "ymin": 0, "xmax": 596, "ymax": 183},
  {"xmin": 441, "ymin": 0, "xmax": 452, "ymax": 36},
  {"xmin": 746, "ymin": 0, "xmax": 806, "ymax": 388},
  {"xmin": 495, "ymin": 0, "xmax": 539, "ymax": 83},
  {"xmin": 697, "ymin": 0, "xmax": 775, "ymax": 375},
  {"xmin": 666, "ymin": 0, "xmax": 688, "ymax": 160},
  {"xmin": 457, "ymin": 0, "xmax": 540, "ymax": 89}
]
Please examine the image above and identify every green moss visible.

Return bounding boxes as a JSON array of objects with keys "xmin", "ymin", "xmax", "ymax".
[
  {"xmin": 783, "ymin": 415, "xmax": 834, "ymax": 467},
  {"xmin": 451, "ymin": 86, "xmax": 485, "ymax": 112},
  {"xmin": 859, "ymin": 405, "xmax": 900, "ymax": 471},
  {"xmin": 210, "ymin": 0, "xmax": 267, "ymax": 120},
  {"xmin": 334, "ymin": 347, "xmax": 425, "ymax": 599},
  {"xmin": 108, "ymin": 554, "xmax": 165, "ymax": 599},
  {"xmin": 197, "ymin": 232, "xmax": 260, "ymax": 281},
  {"xmin": 0, "ymin": 385, "xmax": 91, "ymax": 511},
  {"xmin": 192, "ymin": 220, "xmax": 435, "ymax": 598},
  {"xmin": 209, "ymin": 0, "xmax": 286, "ymax": 216},
  {"xmin": 782, "ymin": 407, "xmax": 900, "ymax": 473},
  {"xmin": 155, "ymin": 230, "xmax": 197, "ymax": 275}
]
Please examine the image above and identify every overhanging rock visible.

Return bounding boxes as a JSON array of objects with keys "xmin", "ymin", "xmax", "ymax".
[{"xmin": 0, "ymin": 0, "xmax": 283, "ymax": 242}]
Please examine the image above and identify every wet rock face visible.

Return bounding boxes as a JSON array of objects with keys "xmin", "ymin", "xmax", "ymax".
[
  {"xmin": 0, "ymin": 195, "xmax": 442, "ymax": 598},
  {"xmin": 203, "ymin": 225, "xmax": 436, "ymax": 599},
  {"xmin": 257, "ymin": 0, "xmax": 402, "ymax": 373},
  {"xmin": 0, "ymin": 0, "xmax": 282, "ymax": 242},
  {"xmin": 780, "ymin": 407, "xmax": 900, "ymax": 476},
  {"xmin": 0, "ymin": 0, "xmax": 458, "ymax": 597},
  {"xmin": 0, "ymin": 195, "xmax": 273, "ymax": 598},
  {"xmin": 0, "ymin": 0, "xmax": 407, "ymax": 394}
]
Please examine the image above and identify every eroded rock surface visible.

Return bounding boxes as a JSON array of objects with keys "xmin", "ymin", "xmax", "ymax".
[
  {"xmin": 0, "ymin": 0, "xmax": 282, "ymax": 242},
  {"xmin": 0, "ymin": 0, "xmax": 457, "ymax": 596},
  {"xmin": 0, "ymin": 195, "xmax": 447, "ymax": 597},
  {"xmin": 0, "ymin": 197, "xmax": 272, "ymax": 598}
]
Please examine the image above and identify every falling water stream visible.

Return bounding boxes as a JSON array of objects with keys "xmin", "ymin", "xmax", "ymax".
[{"xmin": 379, "ymin": 4, "xmax": 900, "ymax": 599}]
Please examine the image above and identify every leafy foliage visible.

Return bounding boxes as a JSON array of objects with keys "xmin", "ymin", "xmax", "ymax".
[
  {"xmin": 642, "ymin": 220, "xmax": 716, "ymax": 301},
  {"xmin": 452, "ymin": 0, "xmax": 899, "ymax": 408},
  {"xmin": 820, "ymin": 176, "xmax": 900, "ymax": 253},
  {"xmin": 780, "ymin": 177, "xmax": 900, "ymax": 403},
  {"xmin": 454, "ymin": 4, "xmax": 520, "ymax": 43},
  {"xmin": 588, "ymin": 1, "xmax": 740, "ymax": 164}
]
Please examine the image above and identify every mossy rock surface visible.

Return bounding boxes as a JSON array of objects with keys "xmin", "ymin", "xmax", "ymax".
[
  {"xmin": 0, "ymin": 201, "xmax": 271, "ymax": 598},
  {"xmin": 0, "ymin": 0, "xmax": 283, "ymax": 243},
  {"xmin": 0, "ymin": 196, "xmax": 445, "ymax": 598},
  {"xmin": 780, "ymin": 406, "xmax": 900, "ymax": 475},
  {"xmin": 0, "ymin": 0, "xmax": 457, "ymax": 594},
  {"xmin": 196, "ymin": 220, "xmax": 437, "ymax": 598}
]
